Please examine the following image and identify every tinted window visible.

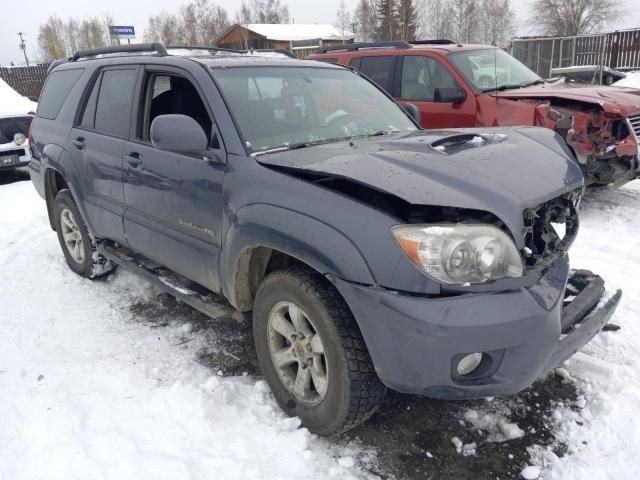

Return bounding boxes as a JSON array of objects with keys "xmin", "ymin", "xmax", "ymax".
[
  {"xmin": 94, "ymin": 69, "xmax": 137, "ymax": 138},
  {"xmin": 400, "ymin": 56, "xmax": 458, "ymax": 102},
  {"xmin": 358, "ymin": 56, "xmax": 395, "ymax": 92},
  {"xmin": 79, "ymin": 74, "xmax": 101, "ymax": 129},
  {"xmin": 37, "ymin": 69, "xmax": 84, "ymax": 120}
]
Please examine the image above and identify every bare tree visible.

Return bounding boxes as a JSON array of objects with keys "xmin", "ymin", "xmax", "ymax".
[
  {"xmin": 240, "ymin": 0, "xmax": 291, "ymax": 23},
  {"xmin": 334, "ymin": 0, "xmax": 353, "ymax": 43},
  {"xmin": 179, "ymin": 0, "xmax": 230, "ymax": 46},
  {"xmin": 451, "ymin": 0, "xmax": 480, "ymax": 43},
  {"xmin": 353, "ymin": 0, "xmax": 378, "ymax": 42},
  {"xmin": 529, "ymin": 0, "xmax": 622, "ymax": 36},
  {"xmin": 416, "ymin": 0, "xmax": 455, "ymax": 40},
  {"xmin": 479, "ymin": 0, "xmax": 515, "ymax": 46},
  {"xmin": 37, "ymin": 16, "xmax": 66, "ymax": 62},
  {"xmin": 144, "ymin": 12, "xmax": 181, "ymax": 45}
]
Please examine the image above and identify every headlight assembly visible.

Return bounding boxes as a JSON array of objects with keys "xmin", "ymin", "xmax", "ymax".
[{"xmin": 391, "ymin": 224, "xmax": 523, "ymax": 285}]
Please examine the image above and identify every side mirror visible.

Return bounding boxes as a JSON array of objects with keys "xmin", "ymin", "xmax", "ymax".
[
  {"xmin": 434, "ymin": 86, "xmax": 466, "ymax": 104},
  {"xmin": 150, "ymin": 114, "xmax": 208, "ymax": 154},
  {"xmin": 403, "ymin": 102, "xmax": 421, "ymax": 124}
]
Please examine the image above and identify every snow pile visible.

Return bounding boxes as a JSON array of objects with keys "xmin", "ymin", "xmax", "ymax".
[
  {"xmin": 463, "ymin": 408, "xmax": 525, "ymax": 443},
  {"xmin": 0, "ymin": 78, "xmax": 37, "ymax": 115},
  {"xmin": 0, "ymin": 182, "xmax": 374, "ymax": 480},
  {"xmin": 612, "ymin": 71, "xmax": 640, "ymax": 89},
  {"xmin": 533, "ymin": 182, "xmax": 640, "ymax": 479}
]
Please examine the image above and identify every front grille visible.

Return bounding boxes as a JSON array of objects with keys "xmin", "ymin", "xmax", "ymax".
[
  {"xmin": 629, "ymin": 114, "xmax": 640, "ymax": 140},
  {"xmin": 523, "ymin": 189, "xmax": 581, "ymax": 270},
  {"xmin": 0, "ymin": 116, "xmax": 32, "ymax": 144}
]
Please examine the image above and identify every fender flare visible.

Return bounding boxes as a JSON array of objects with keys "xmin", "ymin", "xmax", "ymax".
[
  {"xmin": 42, "ymin": 144, "xmax": 94, "ymax": 233},
  {"xmin": 220, "ymin": 203, "xmax": 375, "ymax": 311}
]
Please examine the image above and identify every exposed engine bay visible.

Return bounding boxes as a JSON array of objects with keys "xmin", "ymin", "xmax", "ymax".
[{"xmin": 479, "ymin": 96, "xmax": 640, "ymax": 186}]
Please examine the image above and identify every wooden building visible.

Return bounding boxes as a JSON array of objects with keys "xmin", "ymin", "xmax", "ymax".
[{"xmin": 216, "ymin": 24, "xmax": 354, "ymax": 58}]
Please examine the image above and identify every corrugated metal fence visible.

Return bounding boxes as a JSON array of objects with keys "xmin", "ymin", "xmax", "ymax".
[
  {"xmin": 511, "ymin": 28, "xmax": 640, "ymax": 79},
  {"xmin": 0, "ymin": 64, "xmax": 50, "ymax": 99}
]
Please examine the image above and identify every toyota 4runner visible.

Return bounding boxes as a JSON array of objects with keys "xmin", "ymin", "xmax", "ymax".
[{"xmin": 29, "ymin": 43, "xmax": 621, "ymax": 435}]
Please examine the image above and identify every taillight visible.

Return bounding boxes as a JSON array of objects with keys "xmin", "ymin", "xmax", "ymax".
[{"xmin": 28, "ymin": 117, "xmax": 34, "ymax": 145}]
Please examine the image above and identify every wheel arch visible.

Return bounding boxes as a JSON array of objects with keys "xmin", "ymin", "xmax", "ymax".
[
  {"xmin": 42, "ymin": 144, "xmax": 91, "ymax": 233},
  {"xmin": 220, "ymin": 204, "xmax": 375, "ymax": 312}
]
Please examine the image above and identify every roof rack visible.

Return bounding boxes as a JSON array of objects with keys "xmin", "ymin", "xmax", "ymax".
[
  {"xmin": 409, "ymin": 39, "xmax": 456, "ymax": 45},
  {"xmin": 71, "ymin": 43, "xmax": 167, "ymax": 61},
  {"xmin": 166, "ymin": 45, "xmax": 296, "ymax": 58},
  {"xmin": 316, "ymin": 41, "xmax": 411, "ymax": 54}
]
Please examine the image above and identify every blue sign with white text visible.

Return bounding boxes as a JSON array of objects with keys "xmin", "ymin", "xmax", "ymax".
[{"xmin": 109, "ymin": 26, "xmax": 136, "ymax": 37}]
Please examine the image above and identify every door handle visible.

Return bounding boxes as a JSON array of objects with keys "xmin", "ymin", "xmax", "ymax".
[
  {"xmin": 125, "ymin": 152, "xmax": 143, "ymax": 168},
  {"xmin": 71, "ymin": 137, "xmax": 85, "ymax": 150}
]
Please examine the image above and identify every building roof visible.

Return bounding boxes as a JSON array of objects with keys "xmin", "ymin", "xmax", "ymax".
[{"xmin": 244, "ymin": 24, "xmax": 354, "ymax": 42}]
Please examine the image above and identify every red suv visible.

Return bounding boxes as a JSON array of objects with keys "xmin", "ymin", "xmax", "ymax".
[{"xmin": 308, "ymin": 41, "xmax": 640, "ymax": 186}]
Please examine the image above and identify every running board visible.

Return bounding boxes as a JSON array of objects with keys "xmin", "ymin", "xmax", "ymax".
[{"xmin": 99, "ymin": 243, "xmax": 245, "ymax": 322}]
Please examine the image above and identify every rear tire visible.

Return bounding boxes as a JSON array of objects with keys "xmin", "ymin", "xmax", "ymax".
[
  {"xmin": 52, "ymin": 190, "xmax": 116, "ymax": 279},
  {"xmin": 253, "ymin": 266, "xmax": 386, "ymax": 435}
]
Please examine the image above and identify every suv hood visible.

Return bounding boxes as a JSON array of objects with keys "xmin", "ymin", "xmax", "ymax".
[
  {"xmin": 256, "ymin": 127, "xmax": 583, "ymax": 247},
  {"xmin": 490, "ymin": 82, "xmax": 640, "ymax": 116}
]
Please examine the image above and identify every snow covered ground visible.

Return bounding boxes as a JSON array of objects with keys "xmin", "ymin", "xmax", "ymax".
[
  {"xmin": 0, "ymin": 179, "xmax": 374, "ymax": 480},
  {"xmin": 1, "ymin": 177, "xmax": 639, "ymax": 480}
]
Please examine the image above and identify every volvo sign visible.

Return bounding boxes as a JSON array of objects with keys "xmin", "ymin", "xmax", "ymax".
[{"xmin": 109, "ymin": 26, "xmax": 136, "ymax": 39}]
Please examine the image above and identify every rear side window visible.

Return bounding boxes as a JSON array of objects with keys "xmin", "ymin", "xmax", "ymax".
[
  {"xmin": 79, "ymin": 74, "xmax": 101, "ymax": 129},
  {"xmin": 37, "ymin": 69, "xmax": 84, "ymax": 120},
  {"xmin": 358, "ymin": 56, "xmax": 395, "ymax": 93},
  {"xmin": 94, "ymin": 69, "xmax": 137, "ymax": 138}
]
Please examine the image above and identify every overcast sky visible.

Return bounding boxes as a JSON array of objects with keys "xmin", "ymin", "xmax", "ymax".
[{"xmin": 3, "ymin": 0, "xmax": 640, "ymax": 65}]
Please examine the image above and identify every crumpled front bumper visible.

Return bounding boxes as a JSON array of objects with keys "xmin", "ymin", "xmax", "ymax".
[
  {"xmin": 547, "ymin": 269, "xmax": 622, "ymax": 369},
  {"xmin": 329, "ymin": 258, "xmax": 621, "ymax": 399}
]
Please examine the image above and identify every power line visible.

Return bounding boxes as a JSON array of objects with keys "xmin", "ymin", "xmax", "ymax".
[{"xmin": 18, "ymin": 32, "xmax": 29, "ymax": 67}]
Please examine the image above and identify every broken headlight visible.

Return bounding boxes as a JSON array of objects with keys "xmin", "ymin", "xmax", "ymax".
[{"xmin": 391, "ymin": 224, "xmax": 523, "ymax": 285}]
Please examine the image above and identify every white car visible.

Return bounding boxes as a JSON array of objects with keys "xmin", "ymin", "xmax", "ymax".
[{"xmin": 0, "ymin": 78, "xmax": 37, "ymax": 172}]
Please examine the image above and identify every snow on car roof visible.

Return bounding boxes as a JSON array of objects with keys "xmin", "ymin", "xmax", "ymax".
[
  {"xmin": 245, "ymin": 23, "xmax": 353, "ymax": 42},
  {"xmin": 0, "ymin": 78, "xmax": 37, "ymax": 116}
]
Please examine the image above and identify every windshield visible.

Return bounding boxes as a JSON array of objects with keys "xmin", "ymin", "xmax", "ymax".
[
  {"xmin": 449, "ymin": 49, "xmax": 543, "ymax": 92},
  {"xmin": 211, "ymin": 66, "xmax": 417, "ymax": 154}
]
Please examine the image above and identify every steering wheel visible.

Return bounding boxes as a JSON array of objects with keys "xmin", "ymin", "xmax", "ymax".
[{"xmin": 324, "ymin": 109, "xmax": 352, "ymax": 129}]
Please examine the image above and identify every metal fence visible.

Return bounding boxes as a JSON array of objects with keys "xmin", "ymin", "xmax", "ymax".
[
  {"xmin": 0, "ymin": 64, "xmax": 50, "ymax": 99},
  {"xmin": 511, "ymin": 28, "xmax": 640, "ymax": 79}
]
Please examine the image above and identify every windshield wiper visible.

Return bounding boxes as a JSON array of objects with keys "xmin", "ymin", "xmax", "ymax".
[
  {"xmin": 251, "ymin": 131, "xmax": 401, "ymax": 156},
  {"xmin": 482, "ymin": 79, "xmax": 545, "ymax": 93},
  {"xmin": 520, "ymin": 79, "xmax": 545, "ymax": 87}
]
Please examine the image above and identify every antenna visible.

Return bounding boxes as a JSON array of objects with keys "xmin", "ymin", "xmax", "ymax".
[
  {"xmin": 18, "ymin": 32, "xmax": 29, "ymax": 67},
  {"xmin": 494, "ymin": 46, "xmax": 498, "ymax": 107}
]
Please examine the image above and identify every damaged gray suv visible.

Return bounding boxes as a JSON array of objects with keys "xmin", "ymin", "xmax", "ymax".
[{"xmin": 30, "ymin": 44, "xmax": 621, "ymax": 435}]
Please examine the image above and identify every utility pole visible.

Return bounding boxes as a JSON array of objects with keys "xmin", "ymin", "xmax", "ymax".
[{"xmin": 18, "ymin": 32, "xmax": 30, "ymax": 67}]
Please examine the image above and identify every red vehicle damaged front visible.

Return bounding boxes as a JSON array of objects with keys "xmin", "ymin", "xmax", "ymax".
[
  {"xmin": 309, "ymin": 44, "xmax": 640, "ymax": 187},
  {"xmin": 476, "ymin": 81, "xmax": 640, "ymax": 186}
]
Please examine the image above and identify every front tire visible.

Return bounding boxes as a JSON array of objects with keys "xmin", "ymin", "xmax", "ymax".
[
  {"xmin": 253, "ymin": 267, "xmax": 386, "ymax": 435},
  {"xmin": 53, "ymin": 190, "xmax": 115, "ymax": 279}
]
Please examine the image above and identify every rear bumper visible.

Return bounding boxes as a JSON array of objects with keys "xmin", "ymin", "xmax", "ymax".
[{"xmin": 330, "ymin": 258, "xmax": 621, "ymax": 399}]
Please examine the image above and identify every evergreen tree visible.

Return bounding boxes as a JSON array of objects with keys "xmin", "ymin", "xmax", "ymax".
[
  {"xmin": 376, "ymin": 0, "xmax": 398, "ymax": 41},
  {"xmin": 397, "ymin": 0, "xmax": 417, "ymax": 41}
]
